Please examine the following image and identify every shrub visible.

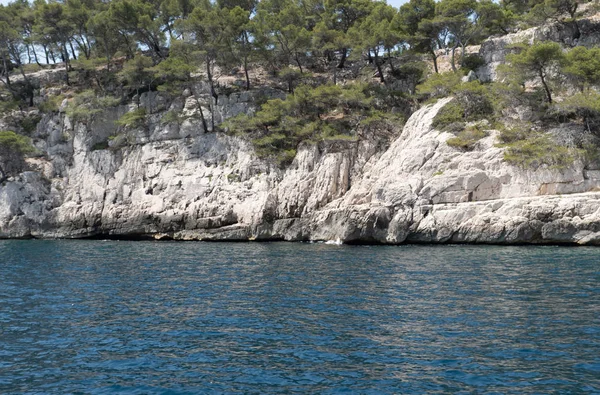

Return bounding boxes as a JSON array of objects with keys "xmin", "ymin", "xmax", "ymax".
[
  {"xmin": 502, "ymin": 134, "xmax": 574, "ymax": 169},
  {"xmin": 278, "ymin": 67, "xmax": 311, "ymax": 93},
  {"xmin": 38, "ymin": 94, "xmax": 65, "ymax": 114},
  {"xmin": 91, "ymin": 141, "xmax": 109, "ymax": 151},
  {"xmin": 161, "ymin": 110, "xmax": 183, "ymax": 125},
  {"xmin": 22, "ymin": 63, "xmax": 42, "ymax": 74},
  {"xmin": 66, "ymin": 90, "xmax": 121, "ymax": 123},
  {"xmin": 432, "ymin": 82, "xmax": 496, "ymax": 133},
  {"xmin": 19, "ymin": 114, "xmax": 42, "ymax": 135},
  {"xmin": 432, "ymin": 101, "xmax": 464, "ymax": 131},
  {"xmin": 497, "ymin": 124, "xmax": 532, "ymax": 144},
  {"xmin": 416, "ymin": 72, "xmax": 462, "ymax": 99},
  {"xmin": 0, "ymin": 97, "xmax": 19, "ymax": 114},
  {"xmin": 447, "ymin": 125, "xmax": 488, "ymax": 150},
  {"xmin": 115, "ymin": 108, "xmax": 147, "ymax": 129},
  {"xmin": 553, "ymin": 92, "xmax": 600, "ymax": 135},
  {"xmin": 454, "ymin": 82, "xmax": 495, "ymax": 120},
  {"xmin": 462, "ymin": 54, "xmax": 485, "ymax": 73},
  {"xmin": 391, "ymin": 61, "xmax": 427, "ymax": 92},
  {"xmin": 0, "ymin": 131, "xmax": 36, "ymax": 179}
]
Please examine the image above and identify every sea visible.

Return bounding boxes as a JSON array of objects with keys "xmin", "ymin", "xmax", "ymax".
[{"xmin": 0, "ymin": 240, "xmax": 599, "ymax": 394}]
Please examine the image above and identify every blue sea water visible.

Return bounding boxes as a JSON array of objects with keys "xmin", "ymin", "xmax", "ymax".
[{"xmin": 0, "ymin": 240, "xmax": 599, "ymax": 394}]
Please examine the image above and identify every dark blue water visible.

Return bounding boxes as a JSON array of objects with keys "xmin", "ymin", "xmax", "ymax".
[{"xmin": 0, "ymin": 241, "xmax": 599, "ymax": 394}]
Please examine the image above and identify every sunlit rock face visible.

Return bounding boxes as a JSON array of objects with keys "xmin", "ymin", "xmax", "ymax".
[
  {"xmin": 477, "ymin": 17, "xmax": 600, "ymax": 83},
  {"xmin": 4, "ymin": 85, "xmax": 600, "ymax": 246}
]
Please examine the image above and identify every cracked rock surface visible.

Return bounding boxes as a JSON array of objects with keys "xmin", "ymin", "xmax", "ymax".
[{"xmin": 3, "ymin": 92, "xmax": 600, "ymax": 244}]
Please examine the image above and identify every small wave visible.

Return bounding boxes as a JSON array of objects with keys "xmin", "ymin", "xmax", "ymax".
[{"xmin": 324, "ymin": 239, "xmax": 343, "ymax": 245}]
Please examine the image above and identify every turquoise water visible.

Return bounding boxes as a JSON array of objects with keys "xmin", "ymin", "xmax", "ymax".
[{"xmin": 0, "ymin": 241, "xmax": 599, "ymax": 394}]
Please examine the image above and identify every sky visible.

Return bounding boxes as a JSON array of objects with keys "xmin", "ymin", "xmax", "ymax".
[{"xmin": 388, "ymin": 0, "xmax": 409, "ymax": 7}]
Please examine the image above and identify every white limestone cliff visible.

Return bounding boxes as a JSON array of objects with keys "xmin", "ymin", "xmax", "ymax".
[
  {"xmin": 3, "ymin": 15, "xmax": 600, "ymax": 244},
  {"xmin": 3, "ymin": 92, "xmax": 600, "ymax": 244}
]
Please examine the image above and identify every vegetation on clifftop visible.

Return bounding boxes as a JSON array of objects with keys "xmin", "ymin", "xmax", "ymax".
[{"xmin": 0, "ymin": 0, "xmax": 599, "ymax": 170}]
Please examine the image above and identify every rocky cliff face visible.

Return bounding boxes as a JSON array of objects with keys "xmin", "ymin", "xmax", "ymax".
[
  {"xmin": 4, "ymin": 16, "xmax": 600, "ymax": 244},
  {"xmin": 4, "ymin": 92, "xmax": 600, "ymax": 245}
]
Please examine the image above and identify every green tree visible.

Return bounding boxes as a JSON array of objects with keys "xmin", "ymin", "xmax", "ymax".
[
  {"xmin": 65, "ymin": 0, "xmax": 95, "ymax": 59},
  {"xmin": 404, "ymin": 0, "xmax": 444, "ymax": 74},
  {"xmin": 505, "ymin": 41, "xmax": 565, "ymax": 103},
  {"xmin": 88, "ymin": 10, "xmax": 120, "ymax": 72},
  {"xmin": 108, "ymin": 0, "xmax": 166, "ymax": 59},
  {"xmin": 254, "ymin": 0, "xmax": 312, "ymax": 73},
  {"xmin": 0, "ymin": 130, "xmax": 34, "ymax": 182},
  {"xmin": 555, "ymin": 91, "xmax": 600, "ymax": 134},
  {"xmin": 184, "ymin": 2, "xmax": 229, "ymax": 104},
  {"xmin": 311, "ymin": 21, "xmax": 345, "ymax": 81},
  {"xmin": 7, "ymin": 0, "xmax": 40, "ymax": 66},
  {"xmin": 225, "ymin": 83, "xmax": 374, "ymax": 166},
  {"xmin": 0, "ymin": 9, "xmax": 20, "ymax": 93},
  {"xmin": 118, "ymin": 54, "xmax": 154, "ymax": 107},
  {"xmin": 397, "ymin": 0, "xmax": 436, "ymax": 37},
  {"xmin": 529, "ymin": 0, "xmax": 582, "ymax": 39},
  {"xmin": 563, "ymin": 46, "xmax": 600, "ymax": 91},
  {"xmin": 323, "ymin": 0, "xmax": 374, "ymax": 68},
  {"xmin": 348, "ymin": 2, "xmax": 398, "ymax": 83},
  {"xmin": 34, "ymin": 1, "xmax": 76, "ymax": 83},
  {"xmin": 434, "ymin": 0, "xmax": 476, "ymax": 71},
  {"xmin": 217, "ymin": 0, "xmax": 256, "ymax": 12},
  {"xmin": 150, "ymin": 40, "xmax": 210, "ymax": 131},
  {"xmin": 0, "ymin": 4, "xmax": 36, "ymax": 105},
  {"xmin": 223, "ymin": 6, "xmax": 254, "ymax": 90}
]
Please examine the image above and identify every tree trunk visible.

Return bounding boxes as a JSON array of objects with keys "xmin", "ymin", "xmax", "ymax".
[
  {"xmin": 0, "ymin": 54, "xmax": 19, "ymax": 102},
  {"xmin": 571, "ymin": 20, "xmax": 581, "ymax": 41},
  {"xmin": 337, "ymin": 48, "xmax": 348, "ymax": 68},
  {"xmin": 450, "ymin": 44, "xmax": 458, "ymax": 72},
  {"xmin": 32, "ymin": 46, "xmax": 41, "ymax": 67},
  {"xmin": 190, "ymin": 84, "xmax": 209, "ymax": 132},
  {"xmin": 152, "ymin": 41, "xmax": 164, "ymax": 59},
  {"xmin": 430, "ymin": 48, "xmax": 439, "ymax": 74},
  {"xmin": 373, "ymin": 49, "xmax": 385, "ymax": 84},
  {"xmin": 69, "ymin": 41, "xmax": 77, "ymax": 60},
  {"xmin": 2, "ymin": 55, "xmax": 12, "ymax": 91},
  {"xmin": 243, "ymin": 32, "xmax": 250, "ymax": 90},
  {"xmin": 62, "ymin": 44, "xmax": 71, "ymax": 85},
  {"xmin": 83, "ymin": 36, "xmax": 92, "ymax": 59},
  {"xmin": 294, "ymin": 53, "xmax": 303, "ymax": 74},
  {"xmin": 167, "ymin": 24, "xmax": 174, "ymax": 41},
  {"xmin": 0, "ymin": 163, "xmax": 7, "ymax": 184},
  {"xmin": 43, "ymin": 45, "xmax": 49, "ymax": 64},
  {"xmin": 105, "ymin": 42, "xmax": 111, "ymax": 73},
  {"xmin": 16, "ymin": 60, "xmax": 34, "ymax": 107},
  {"xmin": 206, "ymin": 55, "xmax": 218, "ymax": 103},
  {"xmin": 539, "ymin": 70, "xmax": 552, "ymax": 103},
  {"xmin": 243, "ymin": 55, "xmax": 250, "ymax": 90},
  {"xmin": 205, "ymin": 56, "xmax": 217, "ymax": 130},
  {"xmin": 332, "ymin": 63, "xmax": 337, "ymax": 85}
]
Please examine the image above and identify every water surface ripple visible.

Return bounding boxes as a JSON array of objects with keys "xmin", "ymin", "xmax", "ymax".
[{"xmin": 0, "ymin": 241, "xmax": 599, "ymax": 394}]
